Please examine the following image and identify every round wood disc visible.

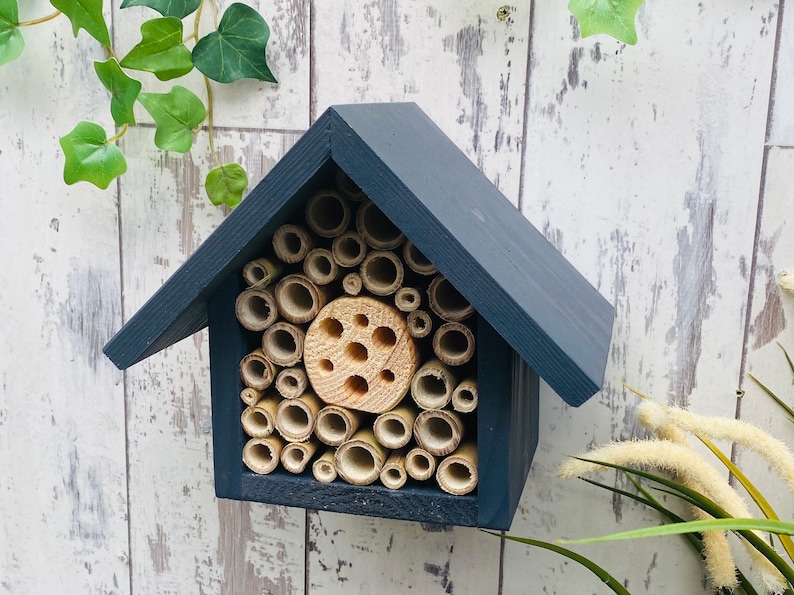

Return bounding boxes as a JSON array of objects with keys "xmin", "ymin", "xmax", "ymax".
[{"xmin": 304, "ymin": 296, "xmax": 417, "ymax": 413}]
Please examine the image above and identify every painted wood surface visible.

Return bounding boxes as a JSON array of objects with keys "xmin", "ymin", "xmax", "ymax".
[{"xmin": 3, "ymin": 0, "xmax": 794, "ymax": 594}]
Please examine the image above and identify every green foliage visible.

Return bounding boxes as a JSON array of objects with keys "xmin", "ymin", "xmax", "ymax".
[
  {"xmin": 120, "ymin": 17, "xmax": 193, "ymax": 81},
  {"xmin": 119, "ymin": 0, "xmax": 201, "ymax": 19},
  {"xmin": 568, "ymin": 0, "xmax": 645, "ymax": 45},
  {"xmin": 94, "ymin": 58, "xmax": 142, "ymax": 126},
  {"xmin": 50, "ymin": 0, "xmax": 111, "ymax": 46},
  {"xmin": 138, "ymin": 86, "xmax": 206, "ymax": 153},
  {"xmin": 0, "ymin": 0, "xmax": 23, "ymax": 66},
  {"xmin": 193, "ymin": 3, "xmax": 277, "ymax": 83},
  {"xmin": 205, "ymin": 163, "xmax": 248, "ymax": 207},
  {"xmin": 59, "ymin": 121, "xmax": 127, "ymax": 189}
]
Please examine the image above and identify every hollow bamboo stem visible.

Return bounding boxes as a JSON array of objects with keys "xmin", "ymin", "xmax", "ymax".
[
  {"xmin": 395, "ymin": 287, "xmax": 421, "ymax": 312},
  {"xmin": 380, "ymin": 449, "xmax": 408, "ymax": 490},
  {"xmin": 452, "ymin": 378, "xmax": 478, "ymax": 413},
  {"xmin": 406, "ymin": 310, "xmax": 432, "ymax": 338},
  {"xmin": 235, "ymin": 287, "xmax": 279, "ymax": 331},
  {"xmin": 402, "ymin": 241, "xmax": 437, "ymax": 276},
  {"xmin": 241, "ymin": 394, "xmax": 280, "ymax": 438},
  {"xmin": 240, "ymin": 387, "xmax": 263, "ymax": 407},
  {"xmin": 410, "ymin": 359, "xmax": 457, "ymax": 410},
  {"xmin": 243, "ymin": 436, "xmax": 285, "ymax": 475},
  {"xmin": 432, "ymin": 322, "xmax": 476, "ymax": 366},
  {"xmin": 436, "ymin": 442, "xmax": 478, "ymax": 495},
  {"xmin": 356, "ymin": 200, "xmax": 405, "ymax": 249},
  {"xmin": 262, "ymin": 322, "xmax": 305, "ymax": 367},
  {"xmin": 242, "ymin": 257, "xmax": 282, "ymax": 287},
  {"xmin": 427, "ymin": 275, "xmax": 474, "ymax": 322},
  {"xmin": 274, "ymin": 274, "xmax": 327, "ymax": 324},
  {"xmin": 303, "ymin": 248, "xmax": 341, "ymax": 286},
  {"xmin": 334, "ymin": 428, "xmax": 388, "ymax": 486},
  {"xmin": 413, "ymin": 409, "xmax": 464, "ymax": 456},
  {"xmin": 335, "ymin": 169, "xmax": 367, "ymax": 202},
  {"xmin": 281, "ymin": 438, "xmax": 320, "ymax": 474},
  {"xmin": 373, "ymin": 404, "xmax": 418, "ymax": 449},
  {"xmin": 239, "ymin": 349, "xmax": 277, "ymax": 391},
  {"xmin": 275, "ymin": 391, "xmax": 323, "ymax": 442},
  {"xmin": 332, "ymin": 231, "xmax": 368, "ymax": 267},
  {"xmin": 312, "ymin": 448, "xmax": 338, "ymax": 483},
  {"xmin": 305, "ymin": 189, "xmax": 351, "ymax": 238},
  {"xmin": 405, "ymin": 447, "xmax": 437, "ymax": 481},
  {"xmin": 272, "ymin": 224, "xmax": 314, "ymax": 264},
  {"xmin": 342, "ymin": 272, "xmax": 363, "ymax": 296},
  {"xmin": 315, "ymin": 405, "xmax": 363, "ymax": 446},
  {"xmin": 360, "ymin": 250, "xmax": 404, "ymax": 296},
  {"xmin": 275, "ymin": 366, "xmax": 309, "ymax": 399}
]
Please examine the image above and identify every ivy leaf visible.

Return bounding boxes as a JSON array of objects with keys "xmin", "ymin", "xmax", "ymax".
[
  {"xmin": 0, "ymin": 0, "xmax": 24, "ymax": 66},
  {"xmin": 50, "ymin": 0, "xmax": 111, "ymax": 46},
  {"xmin": 137, "ymin": 85, "xmax": 206, "ymax": 153},
  {"xmin": 119, "ymin": 0, "xmax": 200, "ymax": 19},
  {"xmin": 94, "ymin": 58, "xmax": 142, "ymax": 126},
  {"xmin": 120, "ymin": 17, "xmax": 193, "ymax": 81},
  {"xmin": 206, "ymin": 163, "xmax": 248, "ymax": 208},
  {"xmin": 192, "ymin": 3, "xmax": 277, "ymax": 83},
  {"xmin": 59, "ymin": 121, "xmax": 127, "ymax": 189},
  {"xmin": 568, "ymin": 0, "xmax": 644, "ymax": 45}
]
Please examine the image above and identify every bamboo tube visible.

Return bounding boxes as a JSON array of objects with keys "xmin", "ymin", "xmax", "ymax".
[
  {"xmin": 235, "ymin": 287, "xmax": 279, "ymax": 332},
  {"xmin": 275, "ymin": 366, "xmax": 309, "ymax": 399},
  {"xmin": 410, "ymin": 359, "xmax": 456, "ymax": 410},
  {"xmin": 334, "ymin": 428, "xmax": 387, "ymax": 486},
  {"xmin": 262, "ymin": 322, "xmax": 305, "ymax": 367},
  {"xmin": 305, "ymin": 189, "xmax": 351, "ymax": 238},
  {"xmin": 356, "ymin": 200, "xmax": 405, "ymax": 249},
  {"xmin": 274, "ymin": 274, "xmax": 327, "ymax": 324},
  {"xmin": 281, "ymin": 438, "xmax": 320, "ymax": 474},
  {"xmin": 413, "ymin": 409, "xmax": 464, "ymax": 456},
  {"xmin": 243, "ymin": 436, "xmax": 284, "ymax": 475},
  {"xmin": 275, "ymin": 391, "xmax": 323, "ymax": 442},
  {"xmin": 405, "ymin": 447, "xmax": 437, "ymax": 481},
  {"xmin": 380, "ymin": 449, "xmax": 408, "ymax": 490},
  {"xmin": 241, "ymin": 394, "xmax": 280, "ymax": 438},
  {"xmin": 427, "ymin": 275, "xmax": 474, "ymax": 322},
  {"xmin": 240, "ymin": 387, "xmax": 263, "ymax": 407},
  {"xmin": 432, "ymin": 322, "xmax": 476, "ymax": 366},
  {"xmin": 360, "ymin": 250, "xmax": 404, "ymax": 296},
  {"xmin": 373, "ymin": 404, "xmax": 418, "ymax": 449},
  {"xmin": 315, "ymin": 405, "xmax": 363, "ymax": 446},
  {"xmin": 332, "ymin": 231, "xmax": 368, "ymax": 267},
  {"xmin": 239, "ymin": 349, "xmax": 277, "ymax": 391},
  {"xmin": 436, "ymin": 442, "xmax": 478, "ymax": 495},
  {"xmin": 452, "ymin": 378, "xmax": 478, "ymax": 413},
  {"xmin": 272, "ymin": 224, "xmax": 314, "ymax": 264},
  {"xmin": 394, "ymin": 287, "xmax": 421, "ymax": 313},
  {"xmin": 402, "ymin": 240, "xmax": 437, "ymax": 276},
  {"xmin": 406, "ymin": 309, "xmax": 432, "ymax": 338},
  {"xmin": 312, "ymin": 448, "xmax": 338, "ymax": 483},
  {"xmin": 342, "ymin": 272, "xmax": 362, "ymax": 296},
  {"xmin": 335, "ymin": 168, "xmax": 367, "ymax": 202},
  {"xmin": 303, "ymin": 248, "xmax": 341, "ymax": 286},
  {"xmin": 242, "ymin": 257, "xmax": 282, "ymax": 288}
]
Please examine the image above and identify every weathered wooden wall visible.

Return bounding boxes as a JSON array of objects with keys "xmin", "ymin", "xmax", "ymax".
[{"xmin": 1, "ymin": 0, "xmax": 792, "ymax": 593}]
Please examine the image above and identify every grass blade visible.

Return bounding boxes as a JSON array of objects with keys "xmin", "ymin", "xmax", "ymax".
[
  {"xmin": 779, "ymin": 342, "xmax": 794, "ymax": 377},
  {"xmin": 748, "ymin": 373, "xmax": 794, "ymax": 420}
]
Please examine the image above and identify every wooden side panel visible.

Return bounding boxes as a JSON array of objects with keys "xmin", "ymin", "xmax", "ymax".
[{"xmin": 769, "ymin": 0, "xmax": 794, "ymax": 146}]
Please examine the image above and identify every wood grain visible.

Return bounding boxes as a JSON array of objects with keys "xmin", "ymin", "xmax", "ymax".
[{"xmin": 768, "ymin": 0, "xmax": 794, "ymax": 146}]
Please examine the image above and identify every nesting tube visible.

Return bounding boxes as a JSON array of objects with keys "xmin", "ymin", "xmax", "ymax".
[
  {"xmin": 373, "ymin": 404, "xmax": 418, "ymax": 449},
  {"xmin": 242, "ymin": 257, "xmax": 283, "ymax": 287},
  {"xmin": 452, "ymin": 378, "xmax": 478, "ymax": 413},
  {"xmin": 275, "ymin": 366, "xmax": 309, "ymax": 399},
  {"xmin": 413, "ymin": 409, "xmax": 464, "ymax": 457},
  {"xmin": 432, "ymin": 322, "xmax": 476, "ymax": 366},
  {"xmin": 315, "ymin": 405, "xmax": 363, "ymax": 446},
  {"xmin": 312, "ymin": 448, "xmax": 338, "ymax": 483},
  {"xmin": 436, "ymin": 443, "xmax": 478, "ymax": 495},
  {"xmin": 356, "ymin": 200, "xmax": 405, "ymax": 249},
  {"xmin": 403, "ymin": 241, "xmax": 437, "ymax": 276},
  {"xmin": 241, "ymin": 394, "xmax": 280, "ymax": 438},
  {"xmin": 332, "ymin": 231, "xmax": 368, "ymax": 267},
  {"xmin": 281, "ymin": 439, "xmax": 320, "ymax": 474},
  {"xmin": 235, "ymin": 287, "xmax": 279, "ymax": 332},
  {"xmin": 240, "ymin": 349, "xmax": 277, "ymax": 391},
  {"xmin": 272, "ymin": 224, "xmax": 314, "ymax": 264},
  {"xmin": 303, "ymin": 248, "xmax": 341, "ymax": 286},
  {"xmin": 275, "ymin": 391, "xmax": 323, "ymax": 442},
  {"xmin": 410, "ymin": 359, "xmax": 456, "ymax": 410},
  {"xmin": 274, "ymin": 274, "xmax": 327, "ymax": 324},
  {"xmin": 305, "ymin": 189, "xmax": 351, "ymax": 238},
  {"xmin": 405, "ymin": 447, "xmax": 437, "ymax": 481},
  {"xmin": 360, "ymin": 250, "xmax": 404, "ymax": 296},
  {"xmin": 406, "ymin": 310, "xmax": 432, "ymax": 339},
  {"xmin": 395, "ymin": 287, "xmax": 421, "ymax": 313},
  {"xmin": 380, "ymin": 450, "xmax": 408, "ymax": 490},
  {"xmin": 335, "ymin": 169, "xmax": 367, "ymax": 202},
  {"xmin": 243, "ymin": 436, "xmax": 285, "ymax": 475},
  {"xmin": 342, "ymin": 272, "xmax": 362, "ymax": 296},
  {"xmin": 427, "ymin": 275, "xmax": 474, "ymax": 322},
  {"xmin": 334, "ymin": 429, "xmax": 388, "ymax": 486},
  {"xmin": 240, "ymin": 387, "xmax": 263, "ymax": 407},
  {"xmin": 262, "ymin": 322, "xmax": 305, "ymax": 367}
]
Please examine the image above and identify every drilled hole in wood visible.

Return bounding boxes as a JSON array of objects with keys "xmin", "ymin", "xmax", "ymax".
[
  {"xmin": 372, "ymin": 326, "xmax": 397, "ymax": 349},
  {"xmin": 345, "ymin": 375, "xmax": 369, "ymax": 398},
  {"xmin": 379, "ymin": 369, "xmax": 395, "ymax": 383},
  {"xmin": 319, "ymin": 359, "xmax": 334, "ymax": 373},
  {"xmin": 345, "ymin": 342, "xmax": 368, "ymax": 362},
  {"xmin": 320, "ymin": 317, "xmax": 343, "ymax": 339},
  {"xmin": 353, "ymin": 313, "xmax": 369, "ymax": 327}
]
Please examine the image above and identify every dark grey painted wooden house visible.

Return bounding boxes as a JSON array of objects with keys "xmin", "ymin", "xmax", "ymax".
[{"xmin": 104, "ymin": 103, "xmax": 614, "ymax": 530}]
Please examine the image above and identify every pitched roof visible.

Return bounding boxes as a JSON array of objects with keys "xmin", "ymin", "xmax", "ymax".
[{"xmin": 104, "ymin": 103, "xmax": 614, "ymax": 407}]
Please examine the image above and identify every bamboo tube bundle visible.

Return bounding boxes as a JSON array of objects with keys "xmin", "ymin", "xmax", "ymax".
[
  {"xmin": 356, "ymin": 200, "xmax": 405, "ymax": 249},
  {"xmin": 413, "ymin": 409, "xmax": 464, "ymax": 456},
  {"xmin": 235, "ymin": 287, "xmax": 279, "ymax": 331},
  {"xmin": 312, "ymin": 448, "xmax": 338, "ymax": 483},
  {"xmin": 272, "ymin": 224, "xmax": 314, "ymax": 264},
  {"xmin": 373, "ymin": 404, "xmax": 418, "ymax": 449},
  {"xmin": 452, "ymin": 378, "xmax": 478, "ymax": 413},
  {"xmin": 332, "ymin": 231, "xmax": 368, "ymax": 268},
  {"xmin": 262, "ymin": 322, "xmax": 305, "ymax": 367},
  {"xmin": 275, "ymin": 391, "xmax": 323, "ymax": 442},
  {"xmin": 406, "ymin": 309, "xmax": 432, "ymax": 338},
  {"xmin": 402, "ymin": 240, "xmax": 437, "ymax": 276},
  {"xmin": 436, "ymin": 442, "xmax": 478, "ymax": 495},
  {"xmin": 359, "ymin": 250, "xmax": 404, "ymax": 296},
  {"xmin": 342, "ymin": 272, "xmax": 362, "ymax": 296},
  {"xmin": 281, "ymin": 439, "xmax": 320, "ymax": 474},
  {"xmin": 242, "ymin": 257, "xmax": 283, "ymax": 288},
  {"xmin": 240, "ymin": 349, "xmax": 278, "ymax": 390},
  {"xmin": 243, "ymin": 436, "xmax": 285, "ymax": 475},
  {"xmin": 274, "ymin": 274, "xmax": 328, "ymax": 324},
  {"xmin": 274, "ymin": 366, "xmax": 309, "ymax": 399},
  {"xmin": 405, "ymin": 447, "xmax": 437, "ymax": 481},
  {"xmin": 410, "ymin": 359, "xmax": 456, "ymax": 410},
  {"xmin": 315, "ymin": 404, "xmax": 363, "ymax": 446},
  {"xmin": 241, "ymin": 394, "xmax": 280, "ymax": 438},
  {"xmin": 380, "ymin": 450, "xmax": 408, "ymax": 490},
  {"xmin": 394, "ymin": 287, "xmax": 421, "ymax": 313},
  {"xmin": 335, "ymin": 169, "xmax": 367, "ymax": 202},
  {"xmin": 432, "ymin": 322, "xmax": 475, "ymax": 366},
  {"xmin": 240, "ymin": 387, "xmax": 263, "ymax": 407},
  {"xmin": 334, "ymin": 428, "xmax": 388, "ymax": 486},
  {"xmin": 427, "ymin": 275, "xmax": 474, "ymax": 322},
  {"xmin": 303, "ymin": 248, "xmax": 342, "ymax": 286},
  {"xmin": 305, "ymin": 189, "xmax": 351, "ymax": 238}
]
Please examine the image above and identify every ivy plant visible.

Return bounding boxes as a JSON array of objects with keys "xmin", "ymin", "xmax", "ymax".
[
  {"xmin": 568, "ymin": 0, "xmax": 645, "ymax": 45},
  {"xmin": 2, "ymin": 0, "xmax": 278, "ymax": 208}
]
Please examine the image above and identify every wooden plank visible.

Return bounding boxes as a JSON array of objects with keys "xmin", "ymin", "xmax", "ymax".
[
  {"xmin": 118, "ymin": 127, "xmax": 306, "ymax": 594},
  {"xmin": 0, "ymin": 3, "xmax": 130, "ymax": 593},
  {"xmin": 768, "ymin": 0, "xmax": 794, "ymax": 146}
]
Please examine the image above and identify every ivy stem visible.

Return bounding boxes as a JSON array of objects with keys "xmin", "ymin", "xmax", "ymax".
[
  {"xmin": 204, "ymin": 76, "xmax": 220, "ymax": 167},
  {"xmin": 193, "ymin": 0, "xmax": 205, "ymax": 43},
  {"xmin": 19, "ymin": 10, "xmax": 62, "ymax": 27},
  {"xmin": 107, "ymin": 124, "xmax": 129, "ymax": 144}
]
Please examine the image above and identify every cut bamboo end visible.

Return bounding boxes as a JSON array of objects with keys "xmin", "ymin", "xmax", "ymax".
[
  {"xmin": 436, "ymin": 443, "xmax": 478, "ymax": 495},
  {"xmin": 305, "ymin": 189, "xmax": 351, "ymax": 238},
  {"xmin": 262, "ymin": 322, "xmax": 305, "ymax": 367},
  {"xmin": 240, "ymin": 387, "xmax": 263, "ymax": 407},
  {"xmin": 304, "ymin": 248, "xmax": 341, "ymax": 286},
  {"xmin": 410, "ymin": 359, "xmax": 457, "ymax": 410},
  {"xmin": 373, "ymin": 405, "xmax": 418, "ymax": 449},
  {"xmin": 360, "ymin": 250, "xmax": 404, "ymax": 296},
  {"xmin": 452, "ymin": 378, "xmax": 478, "ymax": 413},
  {"xmin": 395, "ymin": 287, "xmax": 421, "ymax": 312},
  {"xmin": 272, "ymin": 224, "xmax": 314, "ymax": 264},
  {"xmin": 342, "ymin": 272, "xmax": 362, "ymax": 296},
  {"xmin": 304, "ymin": 296, "xmax": 417, "ymax": 413},
  {"xmin": 334, "ymin": 429, "xmax": 387, "ymax": 485},
  {"xmin": 242, "ymin": 257, "xmax": 283, "ymax": 288},
  {"xmin": 413, "ymin": 409, "xmax": 464, "ymax": 456},
  {"xmin": 243, "ymin": 436, "xmax": 285, "ymax": 475},
  {"xmin": 335, "ymin": 169, "xmax": 367, "ymax": 202},
  {"xmin": 356, "ymin": 200, "xmax": 405, "ymax": 249},
  {"xmin": 275, "ymin": 391, "xmax": 323, "ymax": 442},
  {"xmin": 406, "ymin": 310, "xmax": 433, "ymax": 338},
  {"xmin": 274, "ymin": 274, "xmax": 327, "ymax": 324},
  {"xmin": 275, "ymin": 366, "xmax": 309, "ymax": 399},
  {"xmin": 428, "ymin": 275, "xmax": 474, "ymax": 322},
  {"xmin": 241, "ymin": 394, "xmax": 280, "ymax": 438},
  {"xmin": 332, "ymin": 231, "xmax": 368, "ymax": 267},
  {"xmin": 432, "ymin": 322, "xmax": 475, "ymax": 367},
  {"xmin": 405, "ymin": 447, "xmax": 437, "ymax": 481},
  {"xmin": 312, "ymin": 448, "xmax": 338, "ymax": 483},
  {"xmin": 235, "ymin": 287, "xmax": 279, "ymax": 332},
  {"xmin": 380, "ymin": 450, "xmax": 408, "ymax": 490},
  {"xmin": 281, "ymin": 439, "xmax": 320, "ymax": 474},
  {"xmin": 240, "ymin": 349, "xmax": 277, "ymax": 391},
  {"xmin": 315, "ymin": 405, "xmax": 363, "ymax": 446},
  {"xmin": 402, "ymin": 241, "xmax": 437, "ymax": 276}
]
